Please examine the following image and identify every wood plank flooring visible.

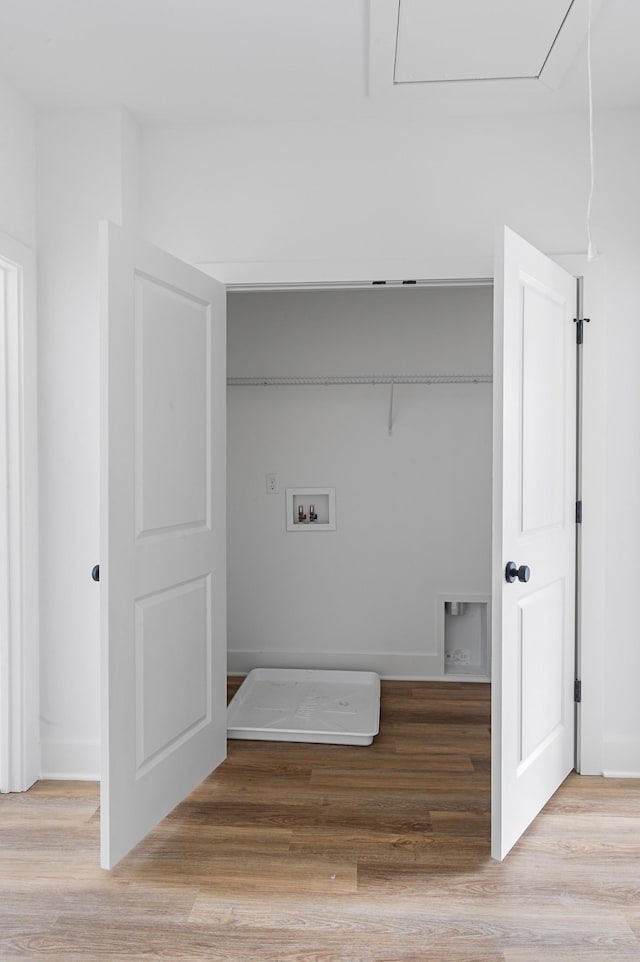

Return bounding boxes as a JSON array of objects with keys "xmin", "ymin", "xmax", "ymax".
[{"xmin": 1, "ymin": 680, "xmax": 639, "ymax": 961}]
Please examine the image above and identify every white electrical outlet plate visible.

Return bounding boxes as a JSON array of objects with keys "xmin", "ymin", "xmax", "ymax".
[{"xmin": 266, "ymin": 473, "xmax": 279, "ymax": 494}]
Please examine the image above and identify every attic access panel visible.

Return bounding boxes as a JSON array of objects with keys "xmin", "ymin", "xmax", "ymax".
[
  {"xmin": 369, "ymin": 0, "xmax": 606, "ymax": 95},
  {"xmin": 394, "ymin": 0, "xmax": 573, "ymax": 83}
]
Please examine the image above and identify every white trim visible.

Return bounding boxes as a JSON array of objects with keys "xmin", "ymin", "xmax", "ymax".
[
  {"xmin": 601, "ymin": 738, "xmax": 640, "ymax": 779},
  {"xmin": 550, "ymin": 254, "xmax": 606, "ymax": 776},
  {"xmin": 40, "ymin": 739, "xmax": 100, "ymax": 781},
  {"xmin": 198, "ymin": 256, "xmax": 493, "ymax": 289},
  {"xmin": 0, "ymin": 232, "xmax": 39, "ymax": 793},
  {"xmin": 227, "ymin": 649, "xmax": 489, "ymax": 682}
]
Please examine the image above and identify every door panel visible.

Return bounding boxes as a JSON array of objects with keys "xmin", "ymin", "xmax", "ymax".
[
  {"xmin": 135, "ymin": 275, "xmax": 210, "ymax": 535},
  {"xmin": 492, "ymin": 226, "xmax": 576, "ymax": 860},
  {"xmin": 135, "ymin": 575, "xmax": 211, "ymax": 772},
  {"xmin": 521, "ymin": 281, "xmax": 567, "ymax": 532},
  {"xmin": 519, "ymin": 579, "xmax": 565, "ymax": 765},
  {"xmin": 100, "ymin": 222, "xmax": 227, "ymax": 869}
]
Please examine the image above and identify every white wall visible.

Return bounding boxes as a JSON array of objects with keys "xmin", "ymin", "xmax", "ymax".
[
  {"xmin": 601, "ymin": 248, "xmax": 640, "ymax": 775},
  {"xmin": 140, "ymin": 112, "xmax": 589, "ymax": 265},
  {"xmin": 227, "ymin": 286, "xmax": 493, "ymax": 677},
  {"xmin": 138, "ymin": 107, "xmax": 639, "ymax": 775},
  {"xmin": 32, "ymin": 103, "xmax": 640, "ymax": 777},
  {"xmin": 587, "ymin": 113, "xmax": 640, "ymax": 776},
  {"xmin": 0, "ymin": 77, "xmax": 37, "ymax": 248},
  {"xmin": 37, "ymin": 108, "xmax": 140, "ymax": 778}
]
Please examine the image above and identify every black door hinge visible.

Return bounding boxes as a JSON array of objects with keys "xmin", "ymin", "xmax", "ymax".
[
  {"xmin": 574, "ymin": 317, "xmax": 591, "ymax": 344},
  {"xmin": 576, "ymin": 501, "xmax": 583, "ymax": 524},
  {"xmin": 574, "ymin": 679, "xmax": 582, "ymax": 703}
]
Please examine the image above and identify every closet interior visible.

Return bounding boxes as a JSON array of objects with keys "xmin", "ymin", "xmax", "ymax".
[{"xmin": 226, "ymin": 283, "xmax": 493, "ymax": 686}]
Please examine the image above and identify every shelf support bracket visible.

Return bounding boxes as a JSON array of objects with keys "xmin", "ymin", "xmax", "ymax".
[{"xmin": 388, "ymin": 379, "xmax": 395, "ymax": 436}]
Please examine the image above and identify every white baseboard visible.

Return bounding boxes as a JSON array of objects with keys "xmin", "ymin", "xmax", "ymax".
[
  {"xmin": 227, "ymin": 649, "xmax": 489, "ymax": 681},
  {"xmin": 38, "ymin": 652, "xmax": 492, "ymax": 783},
  {"xmin": 40, "ymin": 740, "xmax": 100, "ymax": 781},
  {"xmin": 602, "ymin": 738, "xmax": 640, "ymax": 778}
]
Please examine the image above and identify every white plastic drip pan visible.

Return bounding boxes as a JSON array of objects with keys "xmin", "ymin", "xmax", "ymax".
[{"xmin": 227, "ymin": 668, "xmax": 381, "ymax": 746}]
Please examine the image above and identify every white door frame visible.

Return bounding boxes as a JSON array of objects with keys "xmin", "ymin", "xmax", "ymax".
[
  {"xmin": 201, "ymin": 248, "xmax": 603, "ymax": 775},
  {"xmin": 548, "ymin": 253, "xmax": 605, "ymax": 776},
  {"xmin": 0, "ymin": 231, "xmax": 40, "ymax": 793}
]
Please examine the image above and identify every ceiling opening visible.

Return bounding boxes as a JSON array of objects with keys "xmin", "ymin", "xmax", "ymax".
[{"xmin": 393, "ymin": 0, "xmax": 575, "ymax": 85}]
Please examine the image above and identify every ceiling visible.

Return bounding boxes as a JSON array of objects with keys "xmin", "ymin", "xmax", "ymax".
[{"xmin": 0, "ymin": 0, "xmax": 637, "ymax": 124}]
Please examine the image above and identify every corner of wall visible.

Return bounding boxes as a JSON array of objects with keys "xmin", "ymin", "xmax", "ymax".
[
  {"xmin": 40, "ymin": 740, "xmax": 100, "ymax": 782},
  {"xmin": 36, "ymin": 105, "xmax": 142, "ymax": 781},
  {"xmin": 120, "ymin": 107, "xmax": 141, "ymax": 231},
  {"xmin": 0, "ymin": 75, "xmax": 37, "ymax": 249}
]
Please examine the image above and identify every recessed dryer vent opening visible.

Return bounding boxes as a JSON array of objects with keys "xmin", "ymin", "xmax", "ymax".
[{"xmin": 440, "ymin": 596, "xmax": 491, "ymax": 680}]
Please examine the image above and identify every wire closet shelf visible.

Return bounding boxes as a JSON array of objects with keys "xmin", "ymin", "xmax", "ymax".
[
  {"xmin": 227, "ymin": 374, "xmax": 492, "ymax": 386},
  {"xmin": 227, "ymin": 373, "xmax": 493, "ymax": 435}
]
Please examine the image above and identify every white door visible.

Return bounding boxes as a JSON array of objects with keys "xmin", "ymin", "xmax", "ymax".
[
  {"xmin": 99, "ymin": 222, "xmax": 227, "ymax": 869},
  {"xmin": 492, "ymin": 226, "xmax": 577, "ymax": 860}
]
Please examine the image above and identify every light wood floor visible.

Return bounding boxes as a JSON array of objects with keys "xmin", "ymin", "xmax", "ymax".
[{"xmin": 1, "ymin": 680, "xmax": 639, "ymax": 961}]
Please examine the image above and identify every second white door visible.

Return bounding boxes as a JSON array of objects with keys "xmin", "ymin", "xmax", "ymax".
[
  {"xmin": 492, "ymin": 226, "xmax": 577, "ymax": 860},
  {"xmin": 100, "ymin": 222, "xmax": 228, "ymax": 869}
]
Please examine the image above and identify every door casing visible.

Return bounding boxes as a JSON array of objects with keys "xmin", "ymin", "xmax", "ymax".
[{"xmin": 0, "ymin": 232, "xmax": 39, "ymax": 795}]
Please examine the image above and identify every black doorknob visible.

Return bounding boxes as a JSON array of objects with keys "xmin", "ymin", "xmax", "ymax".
[
  {"xmin": 91, "ymin": 565, "xmax": 100, "ymax": 582},
  {"xmin": 505, "ymin": 561, "xmax": 530, "ymax": 584}
]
